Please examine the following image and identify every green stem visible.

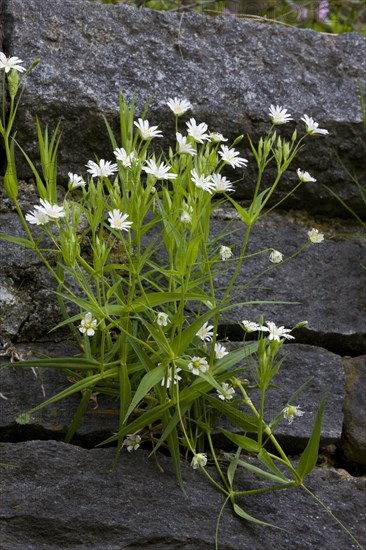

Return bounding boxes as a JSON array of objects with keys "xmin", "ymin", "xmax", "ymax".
[
  {"xmin": 236, "ymin": 380, "xmax": 300, "ymax": 482},
  {"xmin": 215, "ymin": 495, "xmax": 230, "ymax": 550},
  {"xmin": 233, "ymin": 481, "xmax": 297, "ymax": 498},
  {"xmin": 222, "ymin": 221, "xmax": 252, "ymax": 304},
  {"xmin": 207, "ymin": 432, "xmax": 229, "ymax": 491},
  {"xmin": 301, "ymin": 483, "xmax": 364, "ymax": 550}
]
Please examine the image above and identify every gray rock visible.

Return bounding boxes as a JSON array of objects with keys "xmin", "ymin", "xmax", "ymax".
[
  {"xmin": 0, "ymin": 440, "xmax": 365, "ymax": 549},
  {"xmin": 340, "ymin": 354, "xmax": 366, "ymax": 468},
  {"xmin": 216, "ymin": 343, "xmax": 345, "ymax": 453},
  {"xmin": 0, "ymin": 181, "xmax": 85, "ymax": 341},
  {"xmin": 3, "ymin": 0, "xmax": 366, "ymax": 216},
  {"xmin": 0, "ymin": 341, "xmax": 344, "ymax": 453},
  {"xmin": 1, "ymin": 178, "xmax": 365, "ymax": 351},
  {"xmin": 0, "ymin": 340, "xmax": 120, "ymax": 446},
  {"xmin": 212, "ymin": 209, "xmax": 366, "ymax": 355}
]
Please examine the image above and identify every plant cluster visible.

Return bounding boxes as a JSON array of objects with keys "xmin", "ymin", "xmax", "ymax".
[{"xmin": 0, "ymin": 54, "xmax": 362, "ymax": 548}]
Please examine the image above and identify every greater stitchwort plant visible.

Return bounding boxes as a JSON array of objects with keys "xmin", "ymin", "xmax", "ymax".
[{"xmin": 1, "ymin": 57, "xmax": 362, "ymax": 549}]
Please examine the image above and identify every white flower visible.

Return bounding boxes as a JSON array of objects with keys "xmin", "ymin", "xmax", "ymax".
[
  {"xmin": 214, "ymin": 343, "xmax": 228, "ymax": 359},
  {"xmin": 114, "ymin": 148, "xmax": 137, "ymax": 168},
  {"xmin": 307, "ymin": 228, "xmax": 324, "ymax": 243},
  {"xmin": 180, "ymin": 210, "xmax": 192, "ymax": 224},
  {"xmin": 161, "ymin": 365, "xmax": 182, "ymax": 388},
  {"xmin": 122, "ymin": 433, "xmax": 142, "ymax": 452},
  {"xmin": 282, "ymin": 404, "xmax": 304, "ymax": 424},
  {"xmin": 35, "ymin": 199, "xmax": 65, "ymax": 220},
  {"xmin": 209, "ymin": 132, "xmax": 228, "ymax": 142},
  {"xmin": 269, "ymin": 249, "xmax": 283, "ymax": 263},
  {"xmin": 211, "ymin": 173, "xmax": 234, "ymax": 193},
  {"xmin": 167, "ymin": 97, "xmax": 192, "ymax": 115},
  {"xmin": 265, "ymin": 321, "xmax": 294, "ymax": 342},
  {"xmin": 242, "ymin": 320, "xmax": 261, "ymax": 332},
  {"xmin": 301, "ymin": 115, "xmax": 329, "ymax": 136},
  {"xmin": 86, "ymin": 159, "xmax": 118, "ymax": 178},
  {"xmin": 176, "ymin": 132, "xmax": 197, "ymax": 156},
  {"xmin": 217, "ymin": 382, "xmax": 235, "ymax": 401},
  {"xmin": 25, "ymin": 209, "xmax": 49, "ymax": 225},
  {"xmin": 196, "ymin": 322, "xmax": 215, "ymax": 342},
  {"xmin": 297, "ymin": 168, "xmax": 316, "ymax": 183},
  {"xmin": 190, "ymin": 169, "xmax": 215, "ymax": 194},
  {"xmin": 108, "ymin": 209, "xmax": 133, "ymax": 231},
  {"xmin": 68, "ymin": 172, "xmax": 86, "ymax": 189},
  {"xmin": 188, "ymin": 356, "xmax": 209, "ymax": 376},
  {"xmin": 220, "ymin": 245, "xmax": 233, "ymax": 261},
  {"xmin": 78, "ymin": 312, "xmax": 97, "ymax": 336},
  {"xmin": 142, "ymin": 159, "xmax": 177, "ymax": 180},
  {"xmin": 191, "ymin": 453, "xmax": 207, "ymax": 469},
  {"xmin": 134, "ymin": 118, "xmax": 163, "ymax": 139},
  {"xmin": 156, "ymin": 312, "xmax": 170, "ymax": 327},
  {"xmin": 0, "ymin": 53, "xmax": 25, "ymax": 73},
  {"xmin": 218, "ymin": 145, "xmax": 248, "ymax": 169},
  {"xmin": 186, "ymin": 118, "xmax": 210, "ymax": 143},
  {"xmin": 268, "ymin": 105, "xmax": 293, "ymax": 125},
  {"xmin": 181, "ymin": 201, "xmax": 193, "ymax": 224}
]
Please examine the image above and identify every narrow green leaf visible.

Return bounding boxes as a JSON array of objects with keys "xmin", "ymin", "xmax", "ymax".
[
  {"xmin": 64, "ymin": 388, "xmax": 93, "ymax": 443},
  {"xmin": 151, "ymin": 402, "xmax": 190, "ymax": 454},
  {"xmin": 0, "ymin": 233, "xmax": 34, "ymax": 249},
  {"xmin": 297, "ymin": 396, "xmax": 326, "ymax": 481},
  {"xmin": 123, "ymin": 363, "xmax": 166, "ymax": 423},
  {"xmin": 16, "ymin": 141, "xmax": 47, "ymax": 199},
  {"xmin": 16, "ymin": 369, "xmax": 117, "ymax": 417},
  {"xmin": 99, "ymin": 401, "xmax": 173, "ymax": 446},
  {"xmin": 173, "ymin": 307, "xmax": 222, "ymax": 357},
  {"xmin": 3, "ymin": 356, "xmax": 100, "ymax": 370},
  {"xmin": 220, "ymin": 429, "xmax": 259, "ymax": 453},
  {"xmin": 103, "ymin": 115, "xmax": 119, "ymax": 151},
  {"xmin": 257, "ymin": 449, "xmax": 288, "ymax": 481},
  {"xmin": 165, "ymin": 422, "xmax": 185, "ymax": 494},
  {"xmin": 250, "ymin": 187, "xmax": 271, "ymax": 220},
  {"xmin": 227, "ymin": 447, "xmax": 241, "ymax": 487},
  {"xmin": 233, "ymin": 503, "xmax": 278, "ymax": 528},
  {"xmin": 226, "ymin": 195, "xmax": 251, "ymax": 225},
  {"xmin": 236, "ymin": 458, "xmax": 291, "ymax": 485},
  {"xmin": 132, "ymin": 291, "xmax": 208, "ymax": 312},
  {"xmin": 203, "ymin": 394, "xmax": 258, "ymax": 433}
]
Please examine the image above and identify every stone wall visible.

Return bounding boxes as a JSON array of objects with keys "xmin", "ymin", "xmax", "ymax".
[
  {"xmin": 0, "ymin": 2, "xmax": 365, "ymax": 549},
  {"xmin": 2, "ymin": 0, "xmax": 366, "ymax": 216}
]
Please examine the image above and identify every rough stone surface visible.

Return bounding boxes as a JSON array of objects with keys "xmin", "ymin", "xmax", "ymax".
[
  {"xmin": 0, "ymin": 181, "xmax": 71, "ymax": 340},
  {"xmin": 2, "ymin": 0, "xmax": 366, "ymax": 216},
  {"xmin": 0, "ymin": 341, "xmax": 122, "ymax": 446},
  {"xmin": 340, "ymin": 354, "xmax": 366, "ymax": 468},
  {"xmin": 1, "ymin": 180, "xmax": 365, "ymax": 351},
  {"xmin": 0, "ymin": 440, "xmax": 365, "ymax": 550},
  {"xmin": 0, "ymin": 3, "xmax": 365, "ymax": 544},
  {"xmin": 212, "ymin": 209, "xmax": 366, "ymax": 356},
  {"xmin": 217, "ymin": 343, "xmax": 345, "ymax": 452},
  {"xmin": 0, "ymin": 342, "xmax": 345, "ymax": 452}
]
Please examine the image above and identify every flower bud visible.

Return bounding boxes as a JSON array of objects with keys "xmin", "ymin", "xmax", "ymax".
[
  {"xmin": 4, "ymin": 165, "xmax": 18, "ymax": 199},
  {"xmin": 293, "ymin": 320, "xmax": 308, "ymax": 330},
  {"xmin": 282, "ymin": 140, "xmax": 290, "ymax": 161},
  {"xmin": 7, "ymin": 68, "xmax": 19, "ymax": 98},
  {"xmin": 232, "ymin": 134, "xmax": 244, "ymax": 146},
  {"xmin": 60, "ymin": 226, "xmax": 80, "ymax": 267}
]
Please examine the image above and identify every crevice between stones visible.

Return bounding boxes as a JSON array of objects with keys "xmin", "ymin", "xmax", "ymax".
[{"xmin": 218, "ymin": 324, "xmax": 366, "ymax": 357}]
